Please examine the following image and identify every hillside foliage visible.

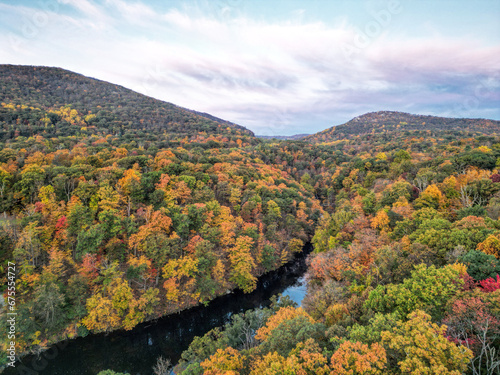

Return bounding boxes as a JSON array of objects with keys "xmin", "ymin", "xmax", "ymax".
[
  {"xmin": 176, "ymin": 115, "xmax": 500, "ymax": 375},
  {"xmin": 1, "ymin": 66, "xmax": 500, "ymax": 375}
]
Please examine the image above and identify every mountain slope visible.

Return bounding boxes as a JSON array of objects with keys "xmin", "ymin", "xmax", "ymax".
[
  {"xmin": 0, "ymin": 64, "xmax": 253, "ymax": 139},
  {"xmin": 305, "ymin": 111, "xmax": 500, "ymax": 142}
]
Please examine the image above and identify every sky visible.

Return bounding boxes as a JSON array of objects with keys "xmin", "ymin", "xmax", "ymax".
[{"xmin": 0, "ymin": 0, "xmax": 499, "ymax": 135}]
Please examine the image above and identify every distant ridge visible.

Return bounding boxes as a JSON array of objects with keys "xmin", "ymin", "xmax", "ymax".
[
  {"xmin": 0, "ymin": 64, "xmax": 254, "ymax": 137},
  {"xmin": 256, "ymin": 134, "xmax": 309, "ymax": 140},
  {"xmin": 305, "ymin": 111, "xmax": 500, "ymax": 142}
]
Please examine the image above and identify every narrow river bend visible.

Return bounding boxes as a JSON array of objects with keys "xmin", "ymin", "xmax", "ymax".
[{"xmin": 6, "ymin": 245, "xmax": 310, "ymax": 375}]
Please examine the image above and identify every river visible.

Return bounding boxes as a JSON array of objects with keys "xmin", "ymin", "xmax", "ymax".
[{"xmin": 5, "ymin": 245, "xmax": 310, "ymax": 375}]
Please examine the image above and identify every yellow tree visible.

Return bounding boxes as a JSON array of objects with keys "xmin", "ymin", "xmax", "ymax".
[
  {"xmin": 371, "ymin": 210, "xmax": 390, "ymax": 232},
  {"xmin": 123, "ymin": 288, "xmax": 159, "ymax": 330},
  {"xmin": 82, "ymin": 277, "xmax": 134, "ymax": 332},
  {"xmin": 117, "ymin": 167, "xmax": 141, "ymax": 216},
  {"xmin": 97, "ymin": 184, "xmax": 120, "ymax": 212},
  {"xmin": 82, "ymin": 293, "xmax": 120, "ymax": 332},
  {"xmin": 228, "ymin": 235, "xmax": 257, "ymax": 293},
  {"xmin": 477, "ymin": 234, "xmax": 500, "ymax": 259},
  {"xmin": 330, "ymin": 341, "xmax": 387, "ymax": 374},
  {"xmin": 381, "ymin": 310, "xmax": 473, "ymax": 375},
  {"xmin": 415, "ymin": 184, "xmax": 445, "ymax": 210},
  {"xmin": 162, "ymin": 256, "xmax": 199, "ymax": 304},
  {"xmin": 201, "ymin": 347, "xmax": 244, "ymax": 375}
]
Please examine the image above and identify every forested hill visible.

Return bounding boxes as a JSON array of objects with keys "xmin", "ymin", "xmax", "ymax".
[
  {"xmin": 0, "ymin": 65, "xmax": 253, "ymax": 139},
  {"xmin": 2, "ymin": 64, "xmax": 500, "ymax": 374},
  {"xmin": 306, "ymin": 111, "xmax": 500, "ymax": 142}
]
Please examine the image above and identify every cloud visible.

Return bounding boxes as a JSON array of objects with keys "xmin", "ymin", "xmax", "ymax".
[{"xmin": 0, "ymin": 0, "xmax": 499, "ymax": 134}]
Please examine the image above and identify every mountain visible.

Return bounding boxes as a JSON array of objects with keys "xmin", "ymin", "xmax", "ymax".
[
  {"xmin": 0, "ymin": 65, "xmax": 253, "ymax": 140},
  {"xmin": 256, "ymin": 134, "xmax": 310, "ymax": 140},
  {"xmin": 305, "ymin": 111, "xmax": 500, "ymax": 142}
]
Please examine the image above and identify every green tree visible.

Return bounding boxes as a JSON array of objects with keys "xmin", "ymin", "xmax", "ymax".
[
  {"xmin": 365, "ymin": 264, "xmax": 462, "ymax": 320},
  {"xmin": 459, "ymin": 250, "xmax": 500, "ymax": 280},
  {"xmin": 34, "ymin": 281, "xmax": 65, "ymax": 329}
]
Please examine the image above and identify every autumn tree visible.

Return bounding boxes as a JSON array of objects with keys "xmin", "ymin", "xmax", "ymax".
[
  {"xmin": 200, "ymin": 347, "xmax": 244, "ymax": 375},
  {"xmin": 117, "ymin": 167, "xmax": 142, "ymax": 216},
  {"xmin": 250, "ymin": 339, "xmax": 330, "ymax": 375},
  {"xmin": 228, "ymin": 236, "xmax": 257, "ymax": 293},
  {"xmin": 365, "ymin": 264, "xmax": 463, "ymax": 320},
  {"xmin": 381, "ymin": 310, "xmax": 473, "ymax": 375},
  {"xmin": 330, "ymin": 341, "xmax": 387, "ymax": 375},
  {"xmin": 477, "ymin": 234, "xmax": 500, "ymax": 259},
  {"xmin": 443, "ymin": 295, "xmax": 500, "ymax": 375}
]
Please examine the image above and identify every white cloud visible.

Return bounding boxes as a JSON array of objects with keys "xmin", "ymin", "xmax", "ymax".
[{"xmin": 0, "ymin": 0, "xmax": 499, "ymax": 134}]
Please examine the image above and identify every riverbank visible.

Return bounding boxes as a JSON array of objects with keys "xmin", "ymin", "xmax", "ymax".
[{"xmin": 2, "ymin": 246, "xmax": 311, "ymax": 375}]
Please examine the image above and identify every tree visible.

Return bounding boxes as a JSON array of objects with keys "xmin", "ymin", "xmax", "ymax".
[
  {"xmin": 312, "ymin": 209, "xmax": 355, "ymax": 252},
  {"xmin": 365, "ymin": 264, "xmax": 463, "ymax": 320},
  {"xmin": 14, "ymin": 221, "xmax": 42, "ymax": 267},
  {"xmin": 477, "ymin": 234, "xmax": 500, "ymax": 259},
  {"xmin": 33, "ymin": 281, "xmax": 65, "ymax": 329},
  {"xmin": 200, "ymin": 347, "xmax": 244, "ymax": 375},
  {"xmin": 444, "ymin": 295, "xmax": 500, "ymax": 375},
  {"xmin": 256, "ymin": 307, "xmax": 308, "ymax": 338},
  {"xmin": 382, "ymin": 310, "xmax": 472, "ymax": 374},
  {"xmin": 255, "ymin": 307, "xmax": 324, "ymax": 357},
  {"xmin": 348, "ymin": 312, "xmax": 400, "ymax": 345},
  {"xmin": 82, "ymin": 277, "xmax": 146, "ymax": 333},
  {"xmin": 380, "ymin": 180, "xmax": 411, "ymax": 207},
  {"xmin": 250, "ymin": 339, "xmax": 330, "ymax": 375},
  {"xmin": 175, "ymin": 327, "xmax": 228, "ymax": 374},
  {"xmin": 117, "ymin": 167, "xmax": 142, "ymax": 216},
  {"xmin": 460, "ymin": 250, "xmax": 500, "ymax": 281},
  {"xmin": 265, "ymin": 200, "xmax": 282, "ymax": 222},
  {"xmin": 479, "ymin": 274, "xmax": 500, "ymax": 292},
  {"xmin": 75, "ymin": 223, "xmax": 105, "ymax": 260},
  {"xmin": 330, "ymin": 341, "xmax": 387, "ymax": 375},
  {"xmin": 0, "ymin": 167, "xmax": 12, "ymax": 198},
  {"xmin": 129, "ymin": 209, "xmax": 179, "ymax": 265},
  {"xmin": 122, "ymin": 288, "xmax": 159, "ymax": 330},
  {"xmin": 416, "ymin": 184, "xmax": 446, "ymax": 210},
  {"xmin": 213, "ymin": 310, "xmax": 263, "ymax": 352},
  {"xmin": 82, "ymin": 292, "xmax": 121, "ymax": 333},
  {"xmin": 66, "ymin": 274, "xmax": 89, "ymax": 319},
  {"xmin": 162, "ymin": 256, "xmax": 199, "ymax": 304},
  {"xmin": 152, "ymin": 356, "xmax": 172, "ymax": 375},
  {"xmin": 229, "ymin": 236, "xmax": 257, "ymax": 293},
  {"xmin": 19, "ymin": 164, "xmax": 45, "ymax": 203},
  {"xmin": 371, "ymin": 210, "xmax": 390, "ymax": 232},
  {"xmin": 126, "ymin": 255, "xmax": 154, "ymax": 290}
]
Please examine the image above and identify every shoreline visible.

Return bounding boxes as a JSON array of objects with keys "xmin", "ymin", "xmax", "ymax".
[{"xmin": 1, "ymin": 245, "xmax": 311, "ymax": 374}]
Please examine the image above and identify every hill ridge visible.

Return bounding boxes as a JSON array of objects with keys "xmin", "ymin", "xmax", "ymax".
[
  {"xmin": 305, "ymin": 110, "xmax": 500, "ymax": 142},
  {"xmin": 0, "ymin": 64, "xmax": 254, "ymax": 138}
]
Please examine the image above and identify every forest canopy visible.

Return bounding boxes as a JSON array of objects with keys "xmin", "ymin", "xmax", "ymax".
[{"xmin": 1, "ymin": 65, "xmax": 500, "ymax": 375}]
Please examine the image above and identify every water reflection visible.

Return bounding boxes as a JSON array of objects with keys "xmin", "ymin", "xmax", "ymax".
[{"xmin": 282, "ymin": 276, "xmax": 307, "ymax": 306}]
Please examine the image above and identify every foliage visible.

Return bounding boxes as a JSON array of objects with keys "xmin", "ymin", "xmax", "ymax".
[
  {"xmin": 329, "ymin": 341, "xmax": 387, "ymax": 375},
  {"xmin": 381, "ymin": 310, "xmax": 473, "ymax": 374},
  {"xmin": 365, "ymin": 264, "xmax": 462, "ymax": 320},
  {"xmin": 460, "ymin": 250, "xmax": 500, "ymax": 281},
  {"xmin": 3, "ymin": 65, "xmax": 500, "ymax": 375}
]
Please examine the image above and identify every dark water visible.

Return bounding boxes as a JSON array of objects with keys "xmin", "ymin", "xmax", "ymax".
[{"xmin": 6, "ymin": 246, "xmax": 310, "ymax": 375}]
